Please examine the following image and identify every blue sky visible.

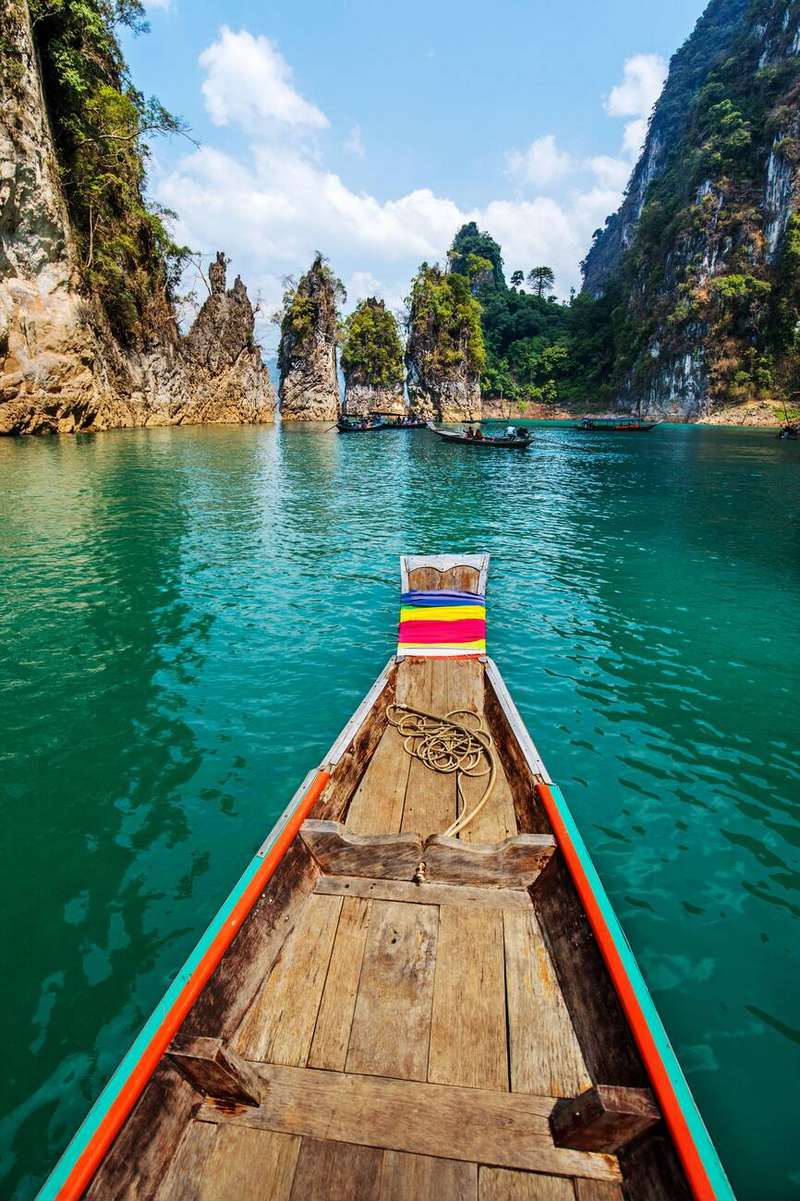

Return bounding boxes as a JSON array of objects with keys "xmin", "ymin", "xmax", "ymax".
[{"xmin": 123, "ymin": 0, "xmax": 706, "ymax": 347}]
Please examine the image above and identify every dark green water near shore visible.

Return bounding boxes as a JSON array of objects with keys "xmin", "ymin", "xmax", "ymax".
[{"xmin": 1, "ymin": 422, "xmax": 798, "ymax": 1199}]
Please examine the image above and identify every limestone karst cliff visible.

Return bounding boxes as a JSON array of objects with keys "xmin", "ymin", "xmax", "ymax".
[
  {"xmin": 340, "ymin": 298, "xmax": 405, "ymax": 416},
  {"xmin": 581, "ymin": 0, "xmax": 800, "ymax": 419},
  {"xmin": 277, "ymin": 255, "xmax": 342, "ymax": 421},
  {"xmin": 0, "ymin": 0, "xmax": 274, "ymax": 435},
  {"xmin": 405, "ymin": 264, "xmax": 483, "ymax": 421}
]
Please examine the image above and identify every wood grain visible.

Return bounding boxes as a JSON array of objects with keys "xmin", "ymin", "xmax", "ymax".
[
  {"xmin": 550, "ymin": 1085, "xmax": 660, "ymax": 1153},
  {"xmin": 233, "ymin": 892, "xmax": 342, "ymax": 1064},
  {"xmin": 290, "ymin": 1138, "xmax": 383, "ymax": 1201},
  {"xmin": 157, "ymin": 1121, "xmax": 218, "ymax": 1201},
  {"xmin": 428, "ymin": 905, "xmax": 508, "ymax": 1091},
  {"xmin": 300, "ymin": 820, "xmax": 423, "ymax": 879},
  {"xmin": 479, "ymin": 1167, "xmax": 575, "ymax": 1200},
  {"xmin": 573, "ymin": 1179, "xmax": 624, "ymax": 1200},
  {"xmin": 423, "ymin": 832, "xmax": 555, "ymax": 888},
  {"xmin": 197, "ymin": 1064, "xmax": 622, "ymax": 1182},
  {"xmin": 407, "ymin": 565, "xmax": 481, "ymax": 592},
  {"xmin": 308, "ymin": 897, "xmax": 370, "ymax": 1071},
  {"xmin": 200, "ymin": 1125, "xmax": 300, "ymax": 1201},
  {"xmin": 314, "ymin": 667, "xmax": 397, "ymax": 825},
  {"xmin": 345, "ymin": 724, "xmax": 411, "ymax": 836},
  {"xmin": 314, "ymin": 874, "xmax": 532, "ymax": 911},
  {"xmin": 166, "ymin": 1036, "xmax": 261, "ymax": 1107},
  {"xmin": 379, "ymin": 1150, "xmax": 477, "ymax": 1200},
  {"xmin": 401, "ymin": 659, "xmax": 457, "ymax": 836},
  {"xmin": 346, "ymin": 899, "xmax": 438, "ymax": 1080},
  {"xmin": 504, "ymin": 908, "xmax": 591, "ymax": 1098}
]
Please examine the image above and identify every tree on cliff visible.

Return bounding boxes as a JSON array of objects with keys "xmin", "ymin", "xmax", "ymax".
[
  {"xmin": 8, "ymin": 0, "xmax": 192, "ymax": 345},
  {"xmin": 404, "ymin": 263, "xmax": 485, "ymax": 416},
  {"xmin": 448, "ymin": 223, "xmax": 505, "ymax": 290},
  {"xmin": 527, "ymin": 267, "xmax": 556, "ymax": 298},
  {"xmin": 276, "ymin": 254, "xmax": 345, "ymax": 376},
  {"xmin": 340, "ymin": 299, "xmax": 404, "ymax": 389}
]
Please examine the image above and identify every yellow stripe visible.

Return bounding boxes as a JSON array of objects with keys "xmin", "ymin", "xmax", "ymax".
[
  {"xmin": 400, "ymin": 605, "xmax": 485, "ymax": 623},
  {"xmin": 398, "ymin": 638, "xmax": 486, "ymax": 651}
]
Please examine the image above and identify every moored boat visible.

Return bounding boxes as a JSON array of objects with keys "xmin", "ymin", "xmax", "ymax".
[
  {"xmin": 429, "ymin": 423, "xmax": 532, "ymax": 449},
  {"xmin": 39, "ymin": 554, "xmax": 732, "ymax": 1201},
  {"xmin": 336, "ymin": 416, "xmax": 387, "ymax": 433},
  {"xmin": 573, "ymin": 416, "xmax": 660, "ymax": 432}
]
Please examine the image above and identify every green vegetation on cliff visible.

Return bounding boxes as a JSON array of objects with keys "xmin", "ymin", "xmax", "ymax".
[
  {"xmin": 340, "ymin": 298, "xmax": 404, "ymax": 388},
  {"xmin": 405, "ymin": 262, "xmax": 485, "ymax": 383},
  {"xmin": 277, "ymin": 254, "xmax": 345, "ymax": 374},
  {"xmin": 1, "ymin": 0, "xmax": 191, "ymax": 346}
]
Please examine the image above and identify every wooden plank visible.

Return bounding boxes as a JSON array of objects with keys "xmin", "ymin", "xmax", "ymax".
[
  {"xmin": 183, "ymin": 840, "xmax": 319, "ymax": 1041},
  {"xmin": 551, "ymin": 1085, "xmax": 660, "ymax": 1152},
  {"xmin": 479, "ymin": 1167, "xmax": 575, "ymax": 1200},
  {"xmin": 197, "ymin": 1064, "xmax": 622, "ymax": 1183},
  {"xmin": 445, "ymin": 658, "xmax": 515, "ymax": 846},
  {"xmin": 158, "ymin": 1122, "xmax": 219, "ymax": 1201},
  {"xmin": 166, "ymin": 1036, "xmax": 261, "ymax": 1107},
  {"xmin": 300, "ymin": 820, "xmax": 423, "ymax": 880},
  {"xmin": 428, "ymin": 905, "xmax": 508, "ymax": 1091},
  {"xmin": 290, "ymin": 1138, "xmax": 383, "ymax": 1201},
  {"xmin": 345, "ymin": 723, "xmax": 411, "ymax": 836},
  {"xmin": 346, "ymin": 899, "xmax": 438, "ymax": 1080},
  {"xmin": 314, "ymin": 874, "xmax": 532, "ymax": 911},
  {"xmin": 423, "ymin": 832, "xmax": 555, "ymax": 888},
  {"xmin": 233, "ymin": 893, "xmax": 342, "ymax": 1064},
  {"xmin": 573, "ymin": 1179, "xmax": 624, "ymax": 1200},
  {"xmin": 401, "ymin": 659, "xmax": 457, "ymax": 837},
  {"xmin": 379, "ymin": 1150, "xmax": 477, "ymax": 1200},
  {"xmin": 482, "ymin": 675, "xmax": 551, "ymax": 836},
  {"xmin": 504, "ymin": 908, "xmax": 591, "ymax": 1098},
  {"xmin": 308, "ymin": 897, "xmax": 371, "ymax": 1071},
  {"xmin": 200, "ymin": 1126, "xmax": 301, "ymax": 1201},
  {"xmin": 406, "ymin": 564, "xmax": 481, "ymax": 593},
  {"xmin": 85, "ymin": 1063, "xmax": 198, "ymax": 1201}
]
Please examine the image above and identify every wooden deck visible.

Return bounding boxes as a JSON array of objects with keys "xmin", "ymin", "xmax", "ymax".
[{"xmin": 127, "ymin": 659, "xmax": 624, "ymax": 1201}]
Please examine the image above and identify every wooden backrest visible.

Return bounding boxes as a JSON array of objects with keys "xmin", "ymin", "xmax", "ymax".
[{"xmin": 400, "ymin": 554, "xmax": 489, "ymax": 596}]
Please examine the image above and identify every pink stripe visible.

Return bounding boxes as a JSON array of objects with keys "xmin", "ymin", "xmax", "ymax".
[{"xmin": 397, "ymin": 618, "xmax": 486, "ymax": 644}]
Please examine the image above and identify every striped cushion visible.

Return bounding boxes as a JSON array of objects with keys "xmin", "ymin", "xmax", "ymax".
[{"xmin": 398, "ymin": 589, "xmax": 486, "ymax": 657}]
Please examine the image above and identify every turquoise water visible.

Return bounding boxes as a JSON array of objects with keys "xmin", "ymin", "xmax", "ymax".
[{"xmin": 0, "ymin": 422, "xmax": 798, "ymax": 1200}]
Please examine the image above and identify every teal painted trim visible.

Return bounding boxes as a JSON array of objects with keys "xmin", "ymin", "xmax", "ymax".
[
  {"xmin": 549, "ymin": 783, "xmax": 735, "ymax": 1201},
  {"xmin": 37, "ymin": 810, "xmax": 291, "ymax": 1201}
]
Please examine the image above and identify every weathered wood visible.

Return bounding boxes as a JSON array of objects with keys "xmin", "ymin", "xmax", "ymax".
[
  {"xmin": 308, "ymin": 897, "xmax": 371, "ymax": 1071},
  {"xmin": 617, "ymin": 1130, "xmax": 692, "ymax": 1201},
  {"xmin": 551, "ymin": 1085, "xmax": 660, "ymax": 1153},
  {"xmin": 345, "ymin": 724, "xmax": 411, "ymax": 836},
  {"xmin": 300, "ymin": 820, "xmax": 423, "ymax": 880},
  {"xmin": 157, "ymin": 1122, "xmax": 219, "ymax": 1201},
  {"xmin": 197, "ymin": 1064, "xmax": 622, "ymax": 1182},
  {"xmin": 400, "ymin": 553, "xmax": 488, "ymax": 595},
  {"xmin": 401, "ymin": 659, "xmax": 457, "ymax": 836},
  {"xmin": 233, "ymin": 893, "xmax": 342, "ymax": 1065},
  {"xmin": 85, "ymin": 1063, "xmax": 199, "ymax": 1201},
  {"xmin": 166, "ymin": 1036, "xmax": 261, "ymax": 1107},
  {"xmin": 198, "ymin": 1125, "xmax": 301, "ymax": 1201},
  {"xmin": 346, "ymin": 899, "xmax": 438, "ymax": 1080},
  {"xmin": 182, "ymin": 839, "xmax": 319, "ymax": 1041},
  {"xmin": 406, "ymin": 564, "xmax": 482, "ymax": 593},
  {"xmin": 290, "ymin": 1138, "xmax": 383, "ymax": 1201},
  {"xmin": 379, "ymin": 1150, "xmax": 477, "ymax": 1200},
  {"xmin": 482, "ymin": 678, "xmax": 551, "ymax": 835},
  {"xmin": 533, "ymin": 856, "xmax": 647, "ymax": 1088},
  {"xmin": 503, "ymin": 908, "xmax": 591, "ymax": 1098},
  {"xmin": 573, "ymin": 1179, "xmax": 624, "ymax": 1200},
  {"xmin": 423, "ymin": 832, "xmax": 555, "ymax": 888},
  {"xmin": 478, "ymin": 1167, "xmax": 575, "ymax": 1200},
  {"xmin": 314, "ymin": 874, "xmax": 533, "ymax": 911},
  {"xmin": 428, "ymin": 905, "xmax": 508, "ymax": 1091},
  {"xmin": 312, "ymin": 667, "xmax": 397, "ymax": 825}
]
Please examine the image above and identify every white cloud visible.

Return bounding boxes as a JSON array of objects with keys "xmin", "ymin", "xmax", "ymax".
[
  {"xmin": 604, "ymin": 53, "xmax": 667, "ymax": 159},
  {"xmin": 506, "ymin": 134, "xmax": 573, "ymax": 187},
  {"xmin": 588, "ymin": 154, "xmax": 631, "ymax": 190},
  {"xmin": 199, "ymin": 27, "xmax": 328, "ymax": 131},
  {"xmin": 605, "ymin": 53, "xmax": 667, "ymax": 119},
  {"xmin": 344, "ymin": 124, "xmax": 365, "ymax": 158}
]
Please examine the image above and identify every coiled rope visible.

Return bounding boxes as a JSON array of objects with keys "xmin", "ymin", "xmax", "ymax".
[{"xmin": 386, "ymin": 703, "xmax": 497, "ymax": 846}]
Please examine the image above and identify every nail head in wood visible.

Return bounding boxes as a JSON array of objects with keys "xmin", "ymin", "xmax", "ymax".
[
  {"xmin": 550, "ymin": 1085, "xmax": 660, "ymax": 1153},
  {"xmin": 166, "ymin": 1035, "xmax": 261, "ymax": 1107}
]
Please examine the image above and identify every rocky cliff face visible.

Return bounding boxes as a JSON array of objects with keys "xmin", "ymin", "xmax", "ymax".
[
  {"xmin": 342, "ymin": 382, "xmax": 405, "ymax": 417},
  {"xmin": 405, "ymin": 362, "xmax": 481, "ymax": 423},
  {"xmin": 0, "ymin": 2, "xmax": 274, "ymax": 435},
  {"xmin": 278, "ymin": 255, "xmax": 341, "ymax": 421},
  {"xmin": 581, "ymin": 0, "xmax": 800, "ymax": 419}
]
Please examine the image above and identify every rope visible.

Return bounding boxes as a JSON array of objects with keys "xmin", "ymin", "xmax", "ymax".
[{"xmin": 386, "ymin": 704, "xmax": 497, "ymax": 864}]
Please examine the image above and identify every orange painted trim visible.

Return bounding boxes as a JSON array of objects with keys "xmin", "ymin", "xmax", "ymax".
[
  {"xmin": 535, "ymin": 781, "xmax": 715, "ymax": 1201},
  {"xmin": 57, "ymin": 768, "xmax": 331, "ymax": 1201}
]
